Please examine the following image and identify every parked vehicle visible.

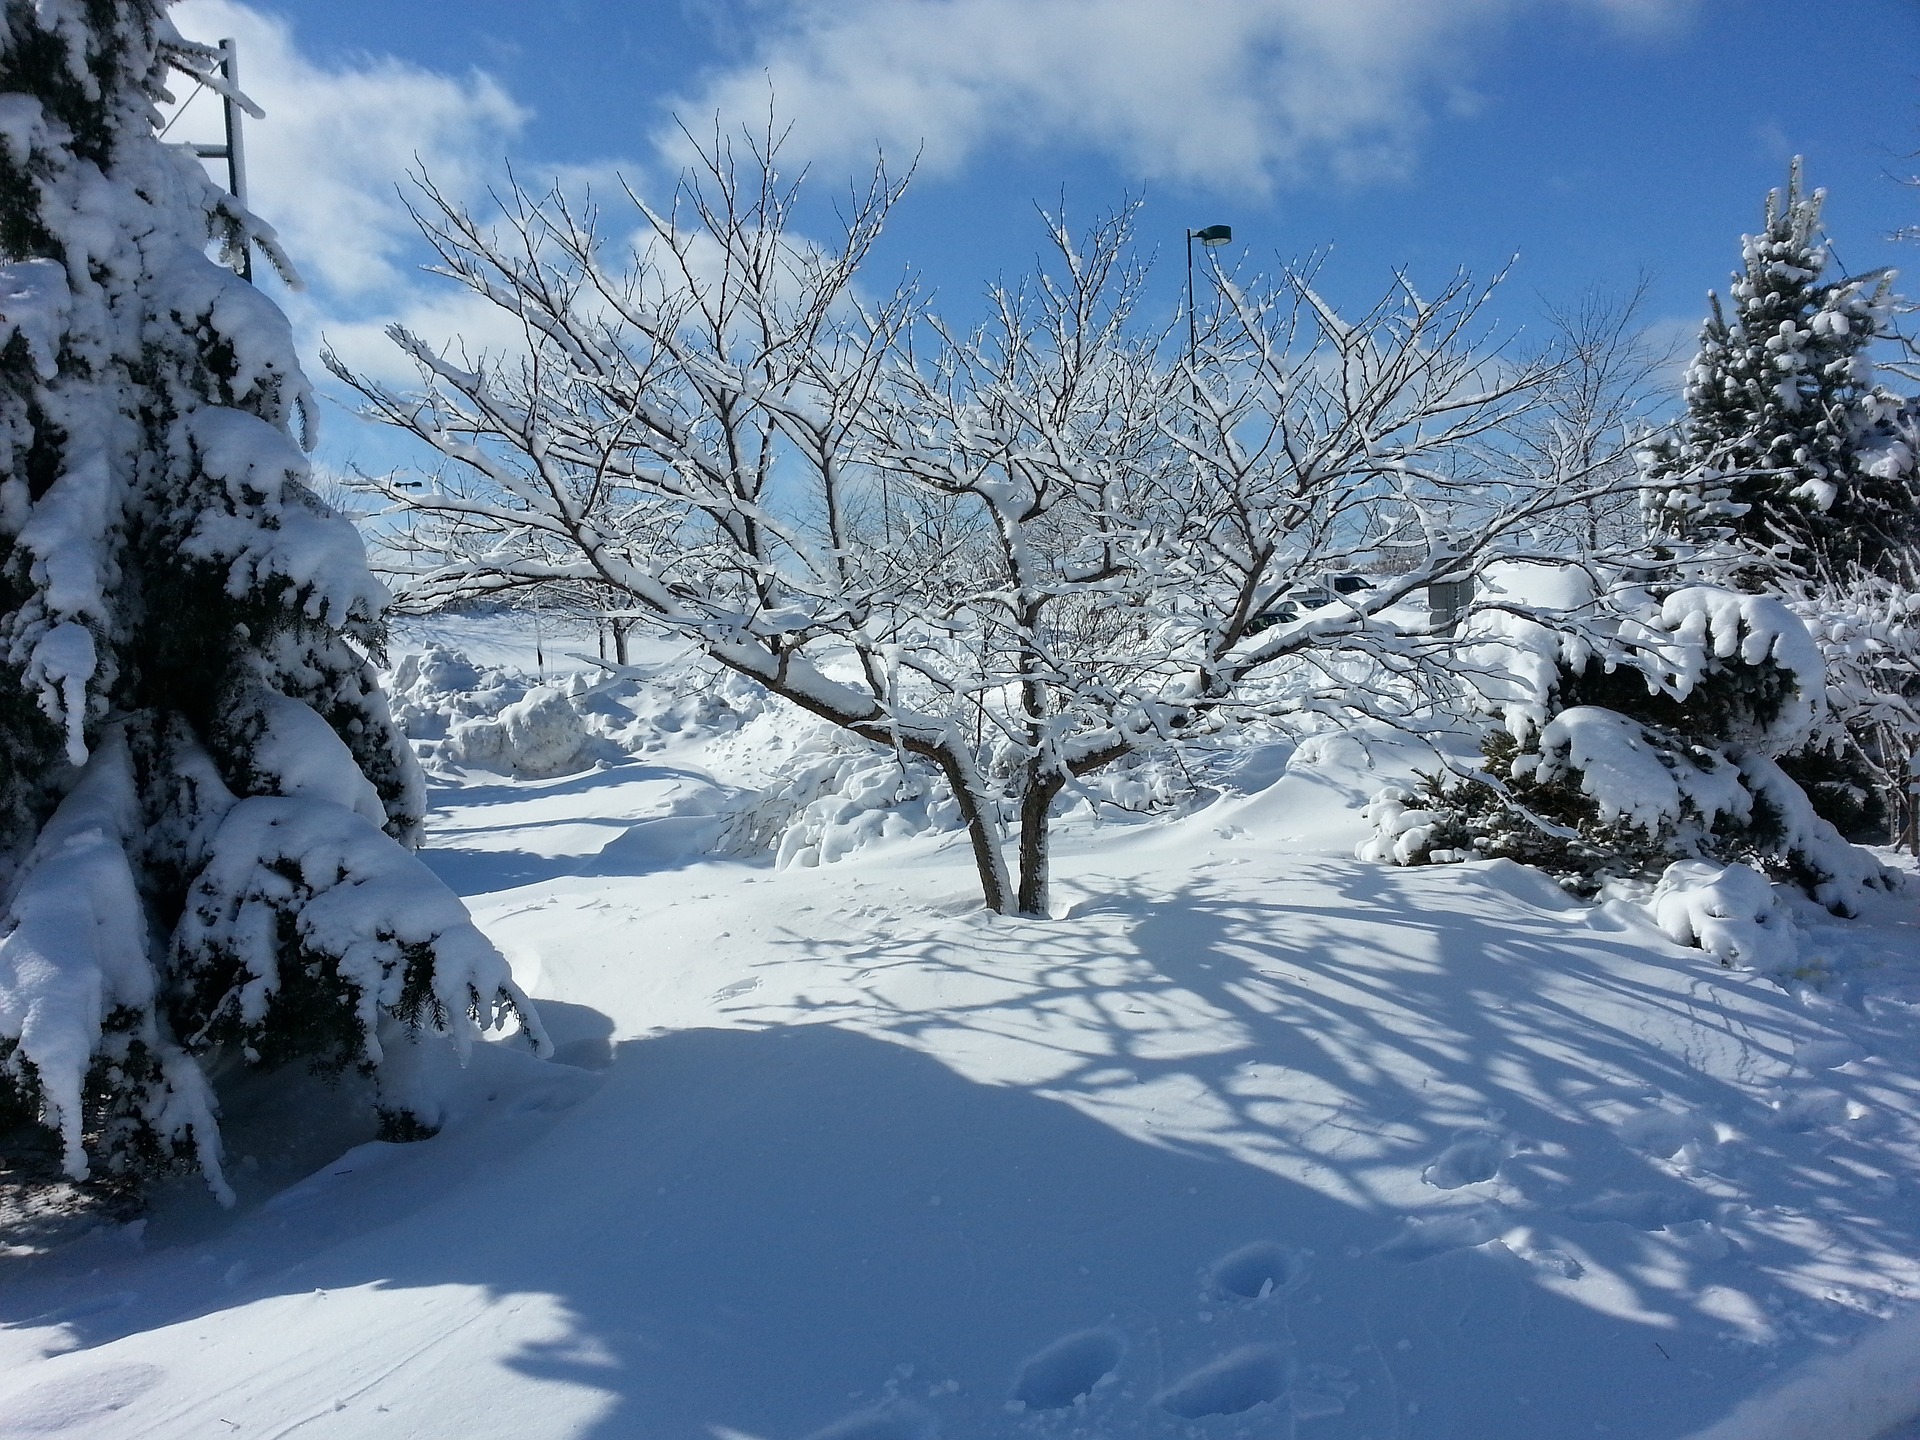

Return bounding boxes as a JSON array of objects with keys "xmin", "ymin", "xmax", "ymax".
[{"xmin": 1244, "ymin": 573, "xmax": 1376, "ymax": 632}]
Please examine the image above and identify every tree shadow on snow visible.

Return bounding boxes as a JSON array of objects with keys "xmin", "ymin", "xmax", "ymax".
[
  {"xmin": 0, "ymin": 1019, "xmax": 1819, "ymax": 1440},
  {"xmin": 5, "ymin": 856, "xmax": 1919, "ymax": 1438}
]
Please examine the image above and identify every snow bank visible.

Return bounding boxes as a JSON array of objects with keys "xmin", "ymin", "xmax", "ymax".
[
  {"xmin": 445, "ymin": 687, "xmax": 593, "ymax": 780},
  {"xmin": 1684, "ymin": 1306, "xmax": 1920, "ymax": 1440}
]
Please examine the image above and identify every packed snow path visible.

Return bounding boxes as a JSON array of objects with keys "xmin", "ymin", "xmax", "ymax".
[{"xmin": 3, "ymin": 709, "xmax": 1920, "ymax": 1438}]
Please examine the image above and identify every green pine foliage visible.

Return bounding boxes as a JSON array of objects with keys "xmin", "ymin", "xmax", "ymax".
[
  {"xmin": 1641, "ymin": 159, "xmax": 1917, "ymax": 585},
  {"xmin": 0, "ymin": 0, "xmax": 540, "ymax": 1200}
]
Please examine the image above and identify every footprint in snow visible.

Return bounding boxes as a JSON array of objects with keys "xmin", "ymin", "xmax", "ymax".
[
  {"xmin": 1768, "ymin": 1088, "xmax": 1865, "ymax": 1132},
  {"xmin": 1156, "ymin": 1344, "xmax": 1289, "ymax": 1418},
  {"xmin": 710, "ymin": 977, "xmax": 761, "ymax": 1002},
  {"xmin": 1376, "ymin": 1204, "xmax": 1506, "ymax": 1263},
  {"xmin": 800, "ymin": 1399, "xmax": 935, "ymax": 1440},
  {"xmin": 1794, "ymin": 1037, "xmax": 1868, "ymax": 1071},
  {"xmin": 1011, "ymin": 1329, "xmax": 1123, "ymax": 1410},
  {"xmin": 1422, "ymin": 1130, "xmax": 1508, "ymax": 1190},
  {"xmin": 1564, "ymin": 1192, "xmax": 1735, "ymax": 1259},
  {"xmin": 1209, "ymin": 1240, "xmax": 1308, "ymax": 1300},
  {"xmin": 1614, "ymin": 1106, "xmax": 1717, "ymax": 1159}
]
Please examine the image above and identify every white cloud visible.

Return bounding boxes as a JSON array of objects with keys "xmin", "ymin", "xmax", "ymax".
[
  {"xmin": 665, "ymin": 0, "xmax": 1694, "ymax": 194},
  {"xmin": 161, "ymin": 4, "xmax": 664, "ymax": 438},
  {"xmin": 169, "ymin": 0, "xmax": 528, "ymax": 299}
]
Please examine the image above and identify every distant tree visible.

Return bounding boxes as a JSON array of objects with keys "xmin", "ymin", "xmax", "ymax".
[
  {"xmin": 1519, "ymin": 276, "xmax": 1678, "ymax": 554},
  {"xmin": 1641, "ymin": 159, "xmax": 1917, "ymax": 585},
  {"xmin": 0, "ymin": 0, "xmax": 541, "ymax": 1201}
]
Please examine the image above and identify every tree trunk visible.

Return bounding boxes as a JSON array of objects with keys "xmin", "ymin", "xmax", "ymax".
[
  {"xmin": 931, "ymin": 746, "xmax": 1014, "ymax": 914},
  {"xmin": 1016, "ymin": 772, "xmax": 1064, "ymax": 916}
]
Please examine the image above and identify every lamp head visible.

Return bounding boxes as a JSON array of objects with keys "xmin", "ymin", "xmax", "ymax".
[{"xmin": 1193, "ymin": 224, "xmax": 1232, "ymax": 247}]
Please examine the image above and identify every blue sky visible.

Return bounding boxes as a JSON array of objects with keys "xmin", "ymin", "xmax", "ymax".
[{"xmin": 164, "ymin": 0, "xmax": 1920, "ymax": 476}]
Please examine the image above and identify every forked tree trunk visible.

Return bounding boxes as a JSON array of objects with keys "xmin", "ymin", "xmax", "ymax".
[{"xmin": 929, "ymin": 746, "xmax": 1015, "ymax": 915}]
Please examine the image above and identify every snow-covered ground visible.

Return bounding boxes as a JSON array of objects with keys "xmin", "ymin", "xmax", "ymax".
[{"xmin": 4, "ymin": 630, "xmax": 1920, "ymax": 1440}]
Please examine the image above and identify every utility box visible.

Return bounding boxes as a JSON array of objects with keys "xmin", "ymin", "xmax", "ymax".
[{"xmin": 1429, "ymin": 576, "xmax": 1474, "ymax": 633}]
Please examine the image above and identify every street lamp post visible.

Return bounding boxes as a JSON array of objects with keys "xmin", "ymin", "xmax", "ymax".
[{"xmin": 1186, "ymin": 224, "xmax": 1232, "ymax": 430}]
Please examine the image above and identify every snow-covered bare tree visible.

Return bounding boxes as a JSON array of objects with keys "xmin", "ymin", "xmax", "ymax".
[
  {"xmin": 332, "ymin": 129, "xmax": 1637, "ymax": 917},
  {"xmin": 1517, "ymin": 277, "xmax": 1676, "ymax": 553},
  {"xmin": 0, "ymin": 0, "xmax": 543, "ymax": 1201}
]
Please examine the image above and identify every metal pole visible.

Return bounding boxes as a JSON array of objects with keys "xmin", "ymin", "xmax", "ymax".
[
  {"xmin": 1908, "ymin": 749, "xmax": 1920, "ymax": 859},
  {"xmin": 1185, "ymin": 229, "xmax": 1200, "ymax": 435},
  {"xmin": 219, "ymin": 39, "xmax": 251, "ymax": 282},
  {"xmin": 189, "ymin": 38, "xmax": 252, "ymax": 283}
]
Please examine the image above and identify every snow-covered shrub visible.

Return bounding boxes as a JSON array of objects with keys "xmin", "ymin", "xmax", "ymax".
[
  {"xmin": 715, "ymin": 710, "xmax": 1217, "ymax": 871},
  {"xmin": 1368, "ymin": 566, "xmax": 1896, "ymax": 914},
  {"xmin": 719, "ymin": 723, "xmax": 960, "ymax": 868},
  {"xmin": 1778, "ymin": 579, "xmax": 1920, "ymax": 838},
  {"xmin": 0, "ymin": 3, "xmax": 543, "ymax": 1201},
  {"xmin": 1649, "ymin": 860, "xmax": 1799, "ymax": 971}
]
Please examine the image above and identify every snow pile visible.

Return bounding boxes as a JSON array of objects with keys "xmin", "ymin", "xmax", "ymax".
[
  {"xmin": 444, "ymin": 687, "xmax": 593, "ymax": 780},
  {"xmin": 389, "ymin": 645, "xmax": 770, "ymax": 779},
  {"xmin": 387, "ymin": 648, "xmax": 523, "ymax": 742},
  {"xmin": 1649, "ymin": 860, "xmax": 1801, "ymax": 971},
  {"xmin": 391, "ymin": 650, "xmax": 598, "ymax": 779},
  {"xmin": 1683, "ymin": 1304, "xmax": 1920, "ymax": 1440}
]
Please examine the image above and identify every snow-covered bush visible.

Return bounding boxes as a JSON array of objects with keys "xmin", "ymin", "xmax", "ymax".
[
  {"xmin": 1366, "ymin": 566, "xmax": 1895, "ymax": 915},
  {"xmin": 717, "ymin": 722, "xmax": 959, "ymax": 867},
  {"xmin": 715, "ymin": 714, "xmax": 1222, "ymax": 872},
  {"xmin": 1778, "ymin": 579, "xmax": 1920, "ymax": 839},
  {"xmin": 0, "ymin": 2, "xmax": 542, "ymax": 1202},
  {"xmin": 1648, "ymin": 860, "xmax": 1800, "ymax": 971}
]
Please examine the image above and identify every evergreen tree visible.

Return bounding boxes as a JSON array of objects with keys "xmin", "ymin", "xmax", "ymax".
[
  {"xmin": 0, "ymin": 0, "xmax": 542, "ymax": 1200},
  {"xmin": 1642, "ymin": 159, "xmax": 1917, "ymax": 585},
  {"xmin": 1365, "ymin": 572, "xmax": 1893, "ymax": 918}
]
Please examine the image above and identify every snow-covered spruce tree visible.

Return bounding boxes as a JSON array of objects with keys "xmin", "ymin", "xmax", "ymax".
[
  {"xmin": 1640, "ymin": 159, "xmax": 1917, "ymax": 584},
  {"xmin": 0, "ymin": 0, "xmax": 543, "ymax": 1200},
  {"xmin": 1365, "ymin": 568, "xmax": 1892, "ymax": 916}
]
